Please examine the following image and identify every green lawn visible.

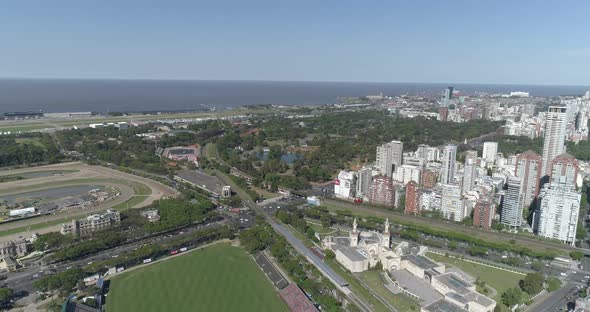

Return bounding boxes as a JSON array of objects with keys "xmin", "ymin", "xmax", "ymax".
[
  {"xmin": 358, "ymin": 270, "xmax": 419, "ymax": 311},
  {"xmin": 426, "ymin": 252, "xmax": 524, "ymax": 311},
  {"xmin": 106, "ymin": 243, "xmax": 288, "ymax": 312}
]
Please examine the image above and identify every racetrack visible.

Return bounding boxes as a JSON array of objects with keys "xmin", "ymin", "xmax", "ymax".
[{"xmin": 0, "ymin": 162, "xmax": 177, "ymax": 241}]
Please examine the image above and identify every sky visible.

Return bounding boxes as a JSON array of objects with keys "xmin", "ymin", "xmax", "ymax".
[{"xmin": 1, "ymin": 0, "xmax": 589, "ymax": 85}]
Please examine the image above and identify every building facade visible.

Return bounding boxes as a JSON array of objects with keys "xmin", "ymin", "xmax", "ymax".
[
  {"xmin": 500, "ymin": 176, "xmax": 523, "ymax": 229},
  {"xmin": 541, "ymin": 106, "xmax": 567, "ymax": 176},
  {"xmin": 549, "ymin": 153, "xmax": 579, "ymax": 187},
  {"xmin": 334, "ymin": 170, "xmax": 357, "ymax": 199},
  {"xmin": 376, "ymin": 140, "xmax": 403, "ymax": 177},
  {"xmin": 515, "ymin": 151, "xmax": 542, "ymax": 211},
  {"xmin": 473, "ymin": 199, "xmax": 494, "ymax": 230},
  {"xmin": 405, "ymin": 181, "xmax": 420, "ymax": 215},
  {"xmin": 440, "ymin": 144, "xmax": 457, "ymax": 185},
  {"xmin": 367, "ymin": 176, "xmax": 395, "ymax": 207},
  {"xmin": 61, "ymin": 209, "xmax": 121, "ymax": 236},
  {"xmin": 441, "ymin": 184, "xmax": 463, "ymax": 222},
  {"xmin": 536, "ymin": 180, "xmax": 580, "ymax": 246},
  {"xmin": 356, "ymin": 166, "xmax": 373, "ymax": 198},
  {"xmin": 482, "ymin": 142, "xmax": 498, "ymax": 164}
]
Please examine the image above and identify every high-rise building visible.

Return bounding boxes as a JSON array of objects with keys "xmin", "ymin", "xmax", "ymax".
[
  {"xmin": 515, "ymin": 151, "xmax": 542, "ymax": 211},
  {"xmin": 444, "ymin": 86, "xmax": 454, "ymax": 104},
  {"xmin": 500, "ymin": 176, "xmax": 523, "ymax": 228},
  {"xmin": 422, "ymin": 169, "xmax": 438, "ymax": 189},
  {"xmin": 549, "ymin": 153, "xmax": 579, "ymax": 187},
  {"xmin": 473, "ymin": 198, "xmax": 495, "ymax": 230},
  {"xmin": 482, "ymin": 142, "xmax": 498, "ymax": 164},
  {"xmin": 440, "ymin": 144, "xmax": 457, "ymax": 185},
  {"xmin": 439, "ymin": 107, "xmax": 449, "ymax": 122},
  {"xmin": 367, "ymin": 175, "xmax": 395, "ymax": 207},
  {"xmin": 462, "ymin": 159, "xmax": 476, "ymax": 193},
  {"xmin": 441, "ymin": 184, "xmax": 463, "ymax": 222},
  {"xmin": 541, "ymin": 106, "xmax": 567, "ymax": 176},
  {"xmin": 334, "ymin": 170, "xmax": 356, "ymax": 199},
  {"xmin": 464, "ymin": 150, "xmax": 478, "ymax": 165},
  {"xmin": 356, "ymin": 166, "xmax": 373, "ymax": 198},
  {"xmin": 376, "ymin": 141, "xmax": 403, "ymax": 177},
  {"xmin": 416, "ymin": 144, "xmax": 430, "ymax": 162},
  {"xmin": 535, "ymin": 180, "xmax": 580, "ymax": 246},
  {"xmin": 395, "ymin": 164, "xmax": 422, "ymax": 185},
  {"xmin": 405, "ymin": 180, "xmax": 419, "ymax": 215}
]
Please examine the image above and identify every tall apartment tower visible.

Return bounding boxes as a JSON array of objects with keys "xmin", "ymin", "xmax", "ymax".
[
  {"xmin": 482, "ymin": 142, "xmax": 498, "ymax": 164},
  {"xmin": 440, "ymin": 144, "xmax": 457, "ymax": 185},
  {"xmin": 405, "ymin": 180, "xmax": 420, "ymax": 215},
  {"xmin": 473, "ymin": 198, "xmax": 495, "ymax": 230},
  {"xmin": 367, "ymin": 175, "xmax": 395, "ymax": 207},
  {"xmin": 462, "ymin": 159, "xmax": 476, "ymax": 193},
  {"xmin": 441, "ymin": 184, "xmax": 463, "ymax": 222},
  {"xmin": 500, "ymin": 176, "xmax": 523, "ymax": 229},
  {"xmin": 541, "ymin": 106, "xmax": 567, "ymax": 176},
  {"xmin": 464, "ymin": 150, "xmax": 478, "ymax": 165},
  {"xmin": 356, "ymin": 166, "xmax": 373, "ymax": 198},
  {"xmin": 549, "ymin": 153, "xmax": 579, "ymax": 187},
  {"xmin": 515, "ymin": 151, "xmax": 542, "ymax": 211},
  {"xmin": 535, "ymin": 180, "xmax": 580, "ymax": 246},
  {"xmin": 376, "ymin": 140, "xmax": 403, "ymax": 177}
]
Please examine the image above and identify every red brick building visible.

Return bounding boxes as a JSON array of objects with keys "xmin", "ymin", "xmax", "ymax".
[
  {"xmin": 405, "ymin": 181, "xmax": 420, "ymax": 215},
  {"xmin": 473, "ymin": 199, "xmax": 495, "ymax": 230},
  {"xmin": 422, "ymin": 169, "xmax": 438, "ymax": 189},
  {"xmin": 367, "ymin": 175, "xmax": 395, "ymax": 207}
]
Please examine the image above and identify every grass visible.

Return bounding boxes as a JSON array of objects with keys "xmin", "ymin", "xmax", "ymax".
[
  {"xmin": 0, "ymin": 217, "xmax": 72, "ymax": 237},
  {"xmin": 358, "ymin": 270, "xmax": 419, "ymax": 311},
  {"xmin": 0, "ymin": 178, "xmax": 150, "ymax": 196},
  {"xmin": 112, "ymin": 195, "xmax": 149, "ymax": 210},
  {"xmin": 324, "ymin": 259, "xmax": 390, "ymax": 312},
  {"xmin": 106, "ymin": 243, "xmax": 288, "ymax": 312},
  {"xmin": 426, "ymin": 252, "xmax": 524, "ymax": 311},
  {"xmin": 14, "ymin": 137, "xmax": 46, "ymax": 148}
]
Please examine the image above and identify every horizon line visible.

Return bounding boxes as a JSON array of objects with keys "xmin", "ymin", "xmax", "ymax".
[{"xmin": 0, "ymin": 77, "xmax": 588, "ymax": 88}]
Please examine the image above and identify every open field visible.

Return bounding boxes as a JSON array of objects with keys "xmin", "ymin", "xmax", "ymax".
[
  {"xmin": 106, "ymin": 243, "xmax": 288, "ymax": 312},
  {"xmin": 0, "ymin": 163, "xmax": 177, "ymax": 240},
  {"xmin": 0, "ymin": 108, "xmax": 269, "ymax": 133},
  {"xmin": 426, "ymin": 252, "xmax": 523, "ymax": 311}
]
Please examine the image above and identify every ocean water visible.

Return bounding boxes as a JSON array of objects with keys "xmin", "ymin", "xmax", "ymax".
[{"xmin": 0, "ymin": 79, "xmax": 587, "ymax": 114}]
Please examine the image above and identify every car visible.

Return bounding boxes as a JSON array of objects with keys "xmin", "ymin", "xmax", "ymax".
[
  {"xmin": 87, "ymin": 261, "xmax": 93, "ymax": 265},
  {"xmin": 65, "ymin": 266, "xmax": 72, "ymax": 270},
  {"xmin": 112, "ymin": 254, "xmax": 119, "ymax": 258},
  {"xmin": 585, "ymin": 275, "xmax": 590, "ymax": 279}
]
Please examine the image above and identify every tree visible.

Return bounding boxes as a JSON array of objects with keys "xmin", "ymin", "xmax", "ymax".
[
  {"xmin": 0, "ymin": 288, "xmax": 12, "ymax": 301},
  {"xmin": 501, "ymin": 287, "xmax": 523, "ymax": 308},
  {"xmin": 570, "ymin": 250, "xmax": 585, "ymax": 261},
  {"xmin": 325, "ymin": 249, "xmax": 335, "ymax": 260},
  {"xmin": 520, "ymin": 273, "xmax": 544, "ymax": 295},
  {"xmin": 448, "ymin": 240, "xmax": 458, "ymax": 250},
  {"xmin": 547, "ymin": 277, "xmax": 562, "ymax": 292}
]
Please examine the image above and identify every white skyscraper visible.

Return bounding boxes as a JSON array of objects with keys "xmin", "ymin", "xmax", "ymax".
[
  {"xmin": 541, "ymin": 106, "xmax": 567, "ymax": 176},
  {"xmin": 376, "ymin": 140, "xmax": 403, "ymax": 177},
  {"xmin": 536, "ymin": 179, "xmax": 580, "ymax": 246},
  {"xmin": 440, "ymin": 144, "xmax": 457, "ymax": 185},
  {"xmin": 501, "ymin": 176, "xmax": 523, "ymax": 228},
  {"xmin": 334, "ymin": 170, "xmax": 356, "ymax": 199},
  {"xmin": 482, "ymin": 142, "xmax": 498, "ymax": 164},
  {"xmin": 462, "ymin": 159, "xmax": 476, "ymax": 193},
  {"xmin": 441, "ymin": 184, "xmax": 464, "ymax": 222}
]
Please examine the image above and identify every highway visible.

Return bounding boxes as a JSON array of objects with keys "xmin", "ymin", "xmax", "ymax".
[{"xmin": 214, "ymin": 170, "xmax": 377, "ymax": 312}]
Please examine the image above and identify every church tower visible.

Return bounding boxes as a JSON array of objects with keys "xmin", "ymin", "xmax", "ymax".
[
  {"xmin": 350, "ymin": 218, "xmax": 359, "ymax": 247},
  {"xmin": 382, "ymin": 218, "xmax": 391, "ymax": 248}
]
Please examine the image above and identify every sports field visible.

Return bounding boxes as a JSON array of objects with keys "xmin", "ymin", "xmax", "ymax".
[{"xmin": 106, "ymin": 243, "xmax": 288, "ymax": 312}]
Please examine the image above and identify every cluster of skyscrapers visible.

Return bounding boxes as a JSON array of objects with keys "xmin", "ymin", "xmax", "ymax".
[{"xmin": 334, "ymin": 96, "xmax": 586, "ymax": 246}]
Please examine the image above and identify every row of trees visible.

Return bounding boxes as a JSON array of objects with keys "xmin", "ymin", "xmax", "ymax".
[
  {"xmin": 501, "ymin": 272, "xmax": 561, "ymax": 308},
  {"xmin": 240, "ymin": 222, "xmax": 344, "ymax": 311},
  {"xmin": 0, "ymin": 134, "xmax": 62, "ymax": 168}
]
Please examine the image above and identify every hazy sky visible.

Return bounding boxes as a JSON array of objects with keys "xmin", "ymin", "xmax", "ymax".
[{"xmin": 1, "ymin": 1, "xmax": 589, "ymax": 85}]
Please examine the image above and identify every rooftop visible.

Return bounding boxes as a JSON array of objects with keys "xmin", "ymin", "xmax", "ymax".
[
  {"xmin": 336, "ymin": 246, "xmax": 367, "ymax": 262},
  {"xmin": 423, "ymin": 299, "xmax": 467, "ymax": 312},
  {"xmin": 402, "ymin": 254, "xmax": 440, "ymax": 270}
]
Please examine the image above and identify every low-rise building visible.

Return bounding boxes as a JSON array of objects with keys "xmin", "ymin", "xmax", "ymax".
[{"xmin": 61, "ymin": 209, "xmax": 121, "ymax": 236}]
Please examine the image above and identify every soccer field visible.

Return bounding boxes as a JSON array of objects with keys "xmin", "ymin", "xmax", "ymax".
[{"xmin": 105, "ymin": 243, "xmax": 288, "ymax": 312}]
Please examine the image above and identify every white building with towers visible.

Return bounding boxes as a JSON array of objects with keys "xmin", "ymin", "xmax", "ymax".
[{"xmin": 322, "ymin": 218, "xmax": 401, "ymax": 273}]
